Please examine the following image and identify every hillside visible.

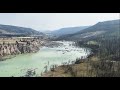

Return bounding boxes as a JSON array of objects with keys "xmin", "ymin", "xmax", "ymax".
[
  {"xmin": 0, "ymin": 24, "xmax": 44, "ymax": 36},
  {"xmin": 43, "ymin": 19, "xmax": 120, "ymax": 77},
  {"xmin": 51, "ymin": 26, "xmax": 89, "ymax": 37},
  {"xmin": 57, "ymin": 19, "xmax": 120, "ymax": 41}
]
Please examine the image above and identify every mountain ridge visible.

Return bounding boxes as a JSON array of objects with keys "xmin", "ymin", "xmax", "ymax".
[
  {"xmin": 56, "ymin": 19, "xmax": 120, "ymax": 40},
  {"xmin": 50, "ymin": 26, "xmax": 90, "ymax": 37},
  {"xmin": 0, "ymin": 24, "xmax": 44, "ymax": 36}
]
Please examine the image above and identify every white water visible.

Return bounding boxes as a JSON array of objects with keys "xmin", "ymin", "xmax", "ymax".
[{"xmin": 0, "ymin": 41, "xmax": 90, "ymax": 77}]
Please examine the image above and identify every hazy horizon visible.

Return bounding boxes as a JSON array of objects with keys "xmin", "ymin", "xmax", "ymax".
[{"xmin": 0, "ymin": 13, "xmax": 119, "ymax": 31}]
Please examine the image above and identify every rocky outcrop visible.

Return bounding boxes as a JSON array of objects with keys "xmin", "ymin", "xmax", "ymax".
[{"xmin": 0, "ymin": 38, "xmax": 42, "ymax": 59}]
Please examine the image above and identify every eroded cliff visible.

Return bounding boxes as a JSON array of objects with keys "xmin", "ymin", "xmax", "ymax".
[{"xmin": 0, "ymin": 38, "xmax": 43, "ymax": 60}]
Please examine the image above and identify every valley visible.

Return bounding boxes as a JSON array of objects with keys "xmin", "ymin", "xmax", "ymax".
[
  {"xmin": 41, "ymin": 19, "xmax": 120, "ymax": 77},
  {"xmin": 0, "ymin": 41, "xmax": 90, "ymax": 77},
  {"xmin": 0, "ymin": 16, "xmax": 119, "ymax": 77}
]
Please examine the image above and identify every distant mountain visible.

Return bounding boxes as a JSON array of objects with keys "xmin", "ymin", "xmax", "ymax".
[
  {"xmin": 57, "ymin": 19, "xmax": 120, "ymax": 41},
  {"xmin": 41, "ymin": 30, "xmax": 52, "ymax": 35},
  {"xmin": 0, "ymin": 24, "xmax": 44, "ymax": 36},
  {"xmin": 51, "ymin": 26, "xmax": 90, "ymax": 37}
]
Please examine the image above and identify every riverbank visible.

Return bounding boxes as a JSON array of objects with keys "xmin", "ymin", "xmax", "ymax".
[
  {"xmin": 44, "ymin": 41, "xmax": 63, "ymax": 48},
  {"xmin": 40, "ymin": 41, "xmax": 102, "ymax": 77},
  {"xmin": 0, "ymin": 55, "xmax": 16, "ymax": 61},
  {"xmin": 41, "ymin": 56, "xmax": 93, "ymax": 77},
  {"xmin": 0, "ymin": 37, "xmax": 45, "ymax": 61},
  {"xmin": 41, "ymin": 39, "xmax": 120, "ymax": 77},
  {"xmin": 0, "ymin": 41, "xmax": 90, "ymax": 77},
  {"xmin": 41, "ymin": 55, "xmax": 119, "ymax": 77}
]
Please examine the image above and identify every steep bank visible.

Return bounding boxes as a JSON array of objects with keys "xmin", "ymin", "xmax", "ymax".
[
  {"xmin": 0, "ymin": 38, "xmax": 44, "ymax": 61},
  {"xmin": 41, "ymin": 57, "xmax": 92, "ymax": 77},
  {"xmin": 41, "ymin": 55, "xmax": 120, "ymax": 77}
]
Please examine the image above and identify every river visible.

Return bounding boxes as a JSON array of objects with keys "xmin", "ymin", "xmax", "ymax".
[{"xmin": 0, "ymin": 41, "xmax": 90, "ymax": 77}]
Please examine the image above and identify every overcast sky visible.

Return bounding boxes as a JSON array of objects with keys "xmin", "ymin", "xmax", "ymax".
[{"xmin": 0, "ymin": 13, "xmax": 119, "ymax": 31}]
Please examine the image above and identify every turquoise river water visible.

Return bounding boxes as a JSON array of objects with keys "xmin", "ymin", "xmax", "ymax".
[{"xmin": 0, "ymin": 41, "xmax": 90, "ymax": 77}]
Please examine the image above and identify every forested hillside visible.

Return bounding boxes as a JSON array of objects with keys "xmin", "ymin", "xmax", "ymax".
[
  {"xmin": 0, "ymin": 24, "xmax": 44, "ymax": 36},
  {"xmin": 57, "ymin": 19, "xmax": 120, "ymax": 41}
]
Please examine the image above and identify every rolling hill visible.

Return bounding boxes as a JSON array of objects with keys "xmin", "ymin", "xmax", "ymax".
[
  {"xmin": 57, "ymin": 19, "xmax": 120, "ymax": 41},
  {"xmin": 51, "ymin": 26, "xmax": 90, "ymax": 37},
  {"xmin": 0, "ymin": 24, "xmax": 44, "ymax": 36}
]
